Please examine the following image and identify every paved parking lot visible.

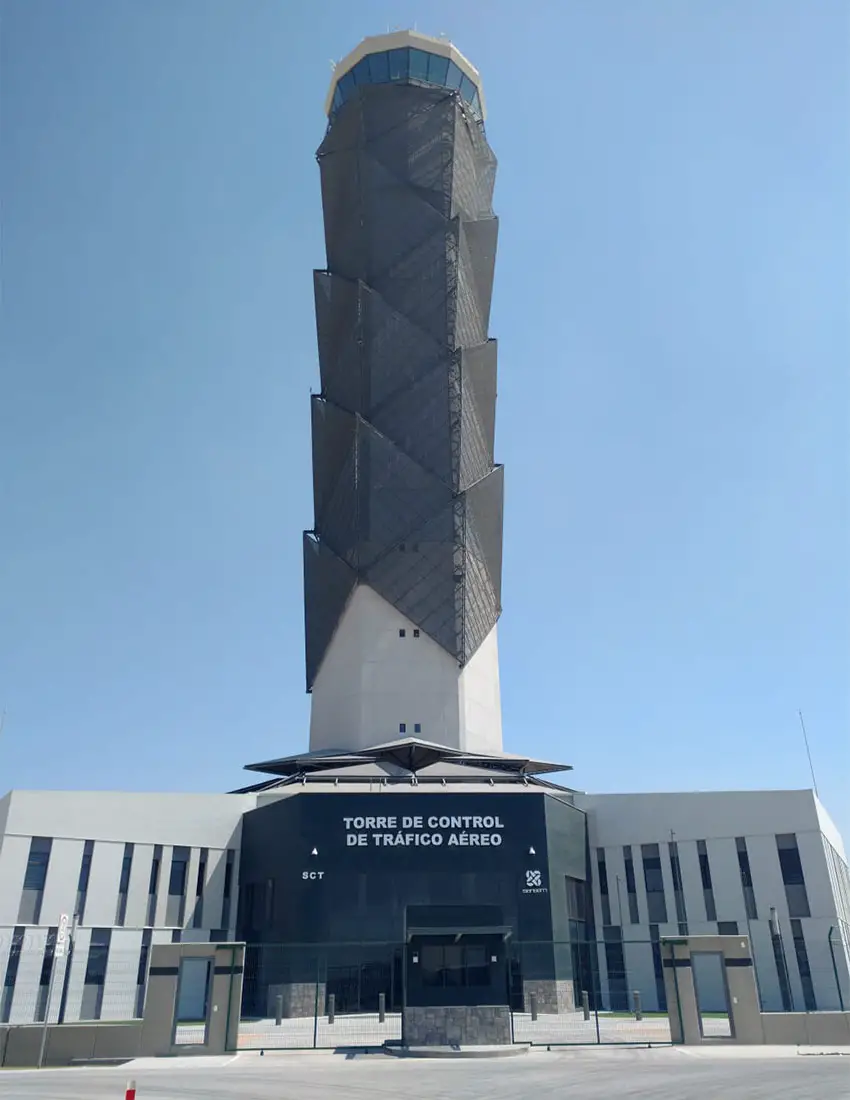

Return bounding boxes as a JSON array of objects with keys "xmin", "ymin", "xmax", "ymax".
[{"xmin": 1, "ymin": 1046, "xmax": 848, "ymax": 1099}]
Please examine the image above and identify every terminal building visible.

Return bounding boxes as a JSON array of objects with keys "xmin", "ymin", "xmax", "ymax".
[{"xmin": 0, "ymin": 31, "xmax": 848, "ymax": 1029}]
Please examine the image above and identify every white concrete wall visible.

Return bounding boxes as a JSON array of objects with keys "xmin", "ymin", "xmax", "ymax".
[
  {"xmin": 309, "ymin": 582, "xmax": 503, "ymax": 753},
  {"xmin": 0, "ymin": 791, "xmax": 251, "ymax": 1024},
  {"xmin": 458, "ymin": 624, "xmax": 503, "ymax": 754},
  {"xmin": 582, "ymin": 790, "xmax": 850, "ymax": 1013}
]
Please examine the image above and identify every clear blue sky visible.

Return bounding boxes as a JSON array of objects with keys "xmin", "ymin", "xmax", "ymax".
[{"xmin": 2, "ymin": 1, "xmax": 848, "ymax": 840}]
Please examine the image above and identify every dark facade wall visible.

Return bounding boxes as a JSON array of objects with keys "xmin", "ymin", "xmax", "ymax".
[
  {"xmin": 237, "ymin": 791, "xmax": 586, "ymax": 947},
  {"xmin": 305, "ymin": 82, "xmax": 502, "ymax": 686}
]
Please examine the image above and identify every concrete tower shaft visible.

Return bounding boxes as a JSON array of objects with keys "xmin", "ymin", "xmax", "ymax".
[{"xmin": 305, "ymin": 32, "xmax": 503, "ymax": 753}]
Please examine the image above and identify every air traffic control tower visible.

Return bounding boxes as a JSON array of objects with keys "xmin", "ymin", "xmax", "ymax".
[{"xmin": 304, "ymin": 31, "xmax": 504, "ymax": 756}]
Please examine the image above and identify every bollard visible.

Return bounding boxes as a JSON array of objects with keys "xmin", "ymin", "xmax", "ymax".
[
  {"xmin": 275, "ymin": 994, "xmax": 283, "ymax": 1027},
  {"xmin": 378, "ymin": 992, "xmax": 386, "ymax": 1024},
  {"xmin": 581, "ymin": 990, "xmax": 590, "ymax": 1021},
  {"xmin": 529, "ymin": 992, "xmax": 538, "ymax": 1022},
  {"xmin": 327, "ymin": 993, "xmax": 335, "ymax": 1024},
  {"xmin": 632, "ymin": 990, "xmax": 642, "ymax": 1021},
  {"xmin": 125, "ymin": 1081, "xmax": 136, "ymax": 1100}
]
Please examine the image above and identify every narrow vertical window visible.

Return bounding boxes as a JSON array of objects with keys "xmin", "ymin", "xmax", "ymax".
[
  {"xmin": 776, "ymin": 834, "xmax": 811, "ymax": 917},
  {"xmin": 649, "ymin": 924, "xmax": 667, "ymax": 1011},
  {"xmin": 641, "ymin": 844, "xmax": 668, "ymax": 924},
  {"xmin": 192, "ymin": 848, "xmax": 208, "ymax": 929},
  {"xmin": 596, "ymin": 848, "xmax": 612, "ymax": 926},
  {"xmin": 735, "ymin": 837, "xmax": 758, "ymax": 919},
  {"xmin": 790, "ymin": 918, "xmax": 817, "ymax": 1010},
  {"xmin": 166, "ymin": 847, "xmax": 190, "ymax": 926},
  {"xmin": 0, "ymin": 928, "xmax": 24, "ymax": 1023},
  {"xmin": 20, "ymin": 837, "xmax": 52, "ymax": 924},
  {"xmin": 81, "ymin": 929, "xmax": 111, "ymax": 1021},
  {"xmin": 135, "ymin": 929, "xmax": 152, "ymax": 1017},
  {"xmin": 147, "ymin": 845, "xmax": 163, "ymax": 927},
  {"xmin": 623, "ymin": 846, "xmax": 640, "ymax": 923},
  {"xmin": 35, "ymin": 927, "xmax": 57, "ymax": 1022},
  {"xmin": 76, "ymin": 840, "xmax": 94, "ymax": 923},
  {"xmin": 697, "ymin": 840, "xmax": 717, "ymax": 921},
  {"xmin": 221, "ymin": 850, "xmax": 235, "ymax": 931},
  {"xmin": 115, "ymin": 843, "xmax": 134, "ymax": 926},
  {"xmin": 668, "ymin": 841, "xmax": 688, "ymax": 934}
]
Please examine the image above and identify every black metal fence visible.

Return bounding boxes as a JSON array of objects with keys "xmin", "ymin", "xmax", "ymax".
[{"xmin": 235, "ymin": 929, "xmax": 850, "ymax": 1050}]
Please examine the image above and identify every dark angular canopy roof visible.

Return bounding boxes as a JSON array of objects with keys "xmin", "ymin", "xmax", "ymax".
[{"xmin": 242, "ymin": 736, "xmax": 571, "ymax": 780}]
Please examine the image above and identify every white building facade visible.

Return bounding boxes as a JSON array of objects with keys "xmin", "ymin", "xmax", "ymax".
[{"xmin": 0, "ymin": 780, "xmax": 847, "ymax": 1024}]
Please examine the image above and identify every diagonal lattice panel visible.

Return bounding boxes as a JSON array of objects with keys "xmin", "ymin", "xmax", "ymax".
[
  {"xmin": 313, "ymin": 272, "xmax": 364, "ymax": 413},
  {"xmin": 311, "ymin": 397, "xmax": 357, "ymax": 526},
  {"xmin": 370, "ymin": 357, "xmax": 453, "ymax": 486},
  {"xmin": 459, "ymin": 340, "xmax": 497, "ymax": 490},
  {"xmin": 363, "ymin": 281, "xmax": 447, "ymax": 409},
  {"xmin": 303, "ymin": 534, "xmax": 357, "ymax": 690},
  {"xmin": 365, "ymin": 503, "xmax": 458, "ymax": 655},
  {"xmin": 362, "ymin": 88, "xmax": 456, "ymax": 217},
  {"xmin": 451, "ymin": 109, "xmax": 497, "ymax": 221},
  {"xmin": 356, "ymin": 421, "xmax": 454, "ymax": 568},
  {"xmin": 307, "ymin": 78, "xmax": 502, "ymax": 682},
  {"xmin": 464, "ymin": 466, "xmax": 504, "ymax": 608}
]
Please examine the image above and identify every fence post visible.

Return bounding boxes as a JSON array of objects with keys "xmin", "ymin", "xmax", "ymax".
[
  {"xmin": 312, "ymin": 955, "xmax": 320, "ymax": 1050},
  {"xmin": 529, "ymin": 992, "xmax": 537, "ymax": 1021},
  {"xmin": 581, "ymin": 990, "xmax": 590, "ymax": 1021},
  {"xmin": 632, "ymin": 990, "xmax": 642, "ymax": 1021},
  {"xmin": 378, "ymin": 992, "xmax": 386, "ymax": 1023},
  {"xmin": 275, "ymin": 995, "xmax": 283, "ymax": 1026}
]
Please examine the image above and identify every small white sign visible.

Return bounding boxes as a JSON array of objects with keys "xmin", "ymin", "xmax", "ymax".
[{"xmin": 55, "ymin": 913, "xmax": 70, "ymax": 959}]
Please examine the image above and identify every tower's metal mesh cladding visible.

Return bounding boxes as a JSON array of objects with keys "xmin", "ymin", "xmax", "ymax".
[{"xmin": 304, "ymin": 36, "xmax": 502, "ymax": 693}]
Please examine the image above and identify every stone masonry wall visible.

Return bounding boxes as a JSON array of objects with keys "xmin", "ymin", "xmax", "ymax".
[
  {"xmin": 403, "ymin": 1006, "xmax": 512, "ymax": 1046},
  {"xmin": 523, "ymin": 979, "xmax": 575, "ymax": 1014}
]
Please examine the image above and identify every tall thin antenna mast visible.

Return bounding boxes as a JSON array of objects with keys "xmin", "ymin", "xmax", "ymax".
[{"xmin": 798, "ymin": 710, "xmax": 819, "ymax": 798}]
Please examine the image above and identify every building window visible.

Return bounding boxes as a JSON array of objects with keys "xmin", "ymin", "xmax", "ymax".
[
  {"xmin": 414, "ymin": 723, "xmax": 421, "ymax": 733},
  {"xmin": 717, "ymin": 921, "xmax": 739, "ymax": 935},
  {"xmin": 776, "ymin": 834, "xmax": 811, "ymax": 918},
  {"xmin": 147, "ymin": 845, "xmax": 163, "ymax": 927},
  {"xmin": 34, "ymin": 927, "xmax": 57, "ymax": 1022},
  {"xmin": 641, "ymin": 844, "xmax": 668, "ymax": 924},
  {"xmin": 649, "ymin": 924, "xmax": 667, "ymax": 1011},
  {"xmin": 399, "ymin": 628, "xmax": 406, "ymax": 637},
  {"xmin": 221, "ymin": 850, "xmax": 235, "ymax": 931},
  {"xmin": 81, "ymin": 929, "xmax": 111, "ymax": 1021},
  {"xmin": 192, "ymin": 848, "xmax": 208, "ymax": 929},
  {"xmin": 75, "ymin": 840, "xmax": 94, "ymax": 924},
  {"xmin": 19, "ymin": 837, "xmax": 52, "ymax": 924},
  {"xmin": 603, "ymin": 926, "xmax": 628, "ymax": 1010},
  {"xmin": 735, "ymin": 837, "xmax": 758, "ymax": 919},
  {"xmin": 697, "ymin": 840, "xmax": 717, "ymax": 921},
  {"xmin": 115, "ymin": 842, "xmax": 134, "ymax": 926},
  {"xmin": 413, "ymin": 629, "xmax": 420, "ymax": 637},
  {"xmin": 770, "ymin": 914, "xmax": 794, "ymax": 1011},
  {"xmin": 0, "ymin": 928, "xmax": 24, "ymax": 1023},
  {"xmin": 166, "ymin": 846, "xmax": 190, "ymax": 926},
  {"xmin": 399, "ymin": 723, "xmax": 407, "ymax": 733},
  {"xmin": 420, "ymin": 944, "xmax": 489, "ymax": 989},
  {"xmin": 135, "ymin": 929, "xmax": 152, "ymax": 1018},
  {"xmin": 790, "ymin": 918, "xmax": 817, "ymax": 1011},
  {"xmin": 596, "ymin": 849, "xmax": 612, "ymax": 926},
  {"xmin": 668, "ymin": 841, "xmax": 688, "ymax": 933},
  {"xmin": 623, "ymin": 846, "xmax": 640, "ymax": 923}
]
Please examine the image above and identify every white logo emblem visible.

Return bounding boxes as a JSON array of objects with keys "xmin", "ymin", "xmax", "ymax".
[{"xmin": 526, "ymin": 870, "xmax": 542, "ymax": 887}]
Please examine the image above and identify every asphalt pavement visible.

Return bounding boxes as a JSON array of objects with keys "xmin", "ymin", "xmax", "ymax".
[{"xmin": 0, "ymin": 1046, "xmax": 848, "ymax": 1099}]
